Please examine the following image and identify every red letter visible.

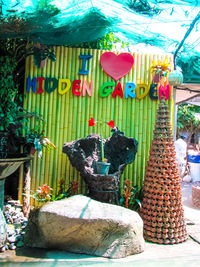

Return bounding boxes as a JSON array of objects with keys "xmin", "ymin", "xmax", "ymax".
[
  {"xmin": 36, "ymin": 77, "xmax": 45, "ymax": 94},
  {"xmin": 159, "ymin": 84, "xmax": 170, "ymax": 100},
  {"xmin": 72, "ymin": 79, "xmax": 81, "ymax": 96},
  {"xmin": 112, "ymin": 82, "xmax": 123, "ymax": 98}
]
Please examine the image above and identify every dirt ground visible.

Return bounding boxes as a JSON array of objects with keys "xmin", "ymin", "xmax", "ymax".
[{"xmin": 0, "ymin": 181, "xmax": 200, "ymax": 267}]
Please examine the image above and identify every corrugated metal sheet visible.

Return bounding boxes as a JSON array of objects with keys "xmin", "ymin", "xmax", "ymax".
[{"xmin": 20, "ymin": 47, "xmax": 173, "ymax": 204}]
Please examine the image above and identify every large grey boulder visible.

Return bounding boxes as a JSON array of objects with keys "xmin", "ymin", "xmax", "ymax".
[
  {"xmin": 24, "ymin": 195, "xmax": 144, "ymax": 258},
  {"xmin": 0, "ymin": 210, "xmax": 7, "ymax": 248}
]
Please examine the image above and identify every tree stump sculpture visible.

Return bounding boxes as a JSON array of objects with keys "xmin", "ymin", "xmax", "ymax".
[
  {"xmin": 63, "ymin": 129, "xmax": 138, "ymax": 203},
  {"xmin": 140, "ymin": 98, "xmax": 188, "ymax": 244}
]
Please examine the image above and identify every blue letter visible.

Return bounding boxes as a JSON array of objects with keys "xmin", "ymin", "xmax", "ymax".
[
  {"xmin": 149, "ymin": 83, "xmax": 158, "ymax": 100},
  {"xmin": 125, "ymin": 83, "xmax": 136, "ymax": 98},
  {"xmin": 78, "ymin": 55, "xmax": 93, "ymax": 75},
  {"xmin": 27, "ymin": 77, "xmax": 37, "ymax": 93}
]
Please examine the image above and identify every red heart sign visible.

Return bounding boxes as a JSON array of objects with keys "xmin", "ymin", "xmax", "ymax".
[{"xmin": 100, "ymin": 52, "xmax": 134, "ymax": 81}]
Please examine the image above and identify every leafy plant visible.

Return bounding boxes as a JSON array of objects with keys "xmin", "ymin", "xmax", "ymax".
[
  {"xmin": 177, "ymin": 103, "xmax": 200, "ymax": 143},
  {"xmin": 88, "ymin": 117, "xmax": 115, "ymax": 162},
  {"xmin": 119, "ymin": 179, "xmax": 143, "ymax": 211},
  {"xmin": 177, "ymin": 103, "xmax": 200, "ymax": 176},
  {"xmin": 70, "ymin": 32, "xmax": 129, "ymax": 51},
  {"xmin": 0, "ymin": 56, "xmax": 20, "ymax": 131},
  {"xmin": 128, "ymin": 0, "xmax": 162, "ymax": 17},
  {"xmin": 25, "ymin": 122, "xmax": 55, "ymax": 158},
  {"xmin": 25, "ymin": 180, "xmax": 79, "ymax": 205},
  {"xmin": 51, "ymin": 179, "xmax": 79, "ymax": 201},
  {"xmin": 32, "ymin": 184, "xmax": 53, "ymax": 203}
]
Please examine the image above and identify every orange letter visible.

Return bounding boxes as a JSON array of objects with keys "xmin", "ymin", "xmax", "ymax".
[{"xmin": 82, "ymin": 80, "xmax": 93, "ymax": 96}]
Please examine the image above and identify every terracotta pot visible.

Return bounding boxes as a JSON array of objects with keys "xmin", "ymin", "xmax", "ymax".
[
  {"xmin": 170, "ymin": 222, "xmax": 176, "ymax": 228},
  {"xmin": 164, "ymin": 195, "xmax": 170, "ymax": 201},
  {"xmin": 168, "ymin": 233, "xmax": 174, "ymax": 239},
  {"xmin": 152, "ymin": 194, "xmax": 157, "ymax": 200},
  {"xmin": 156, "ymin": 233, "xmax": 162, "ymax": 239},
  {"xmin": 162, "ymin": 228, "xmax": 168, "ymax": 234},
  {"xmin": 156, "ymin": 206, "xmax": 162, "ymax": 212},
  {"xmin": 162, "ymin": 206, "xmax": 168, "ymax": 212},
  {"xmin": 151, "ymin": 216, "xmax": 157, "ymax": 222},
  {"xmin": 163, "ymin": 239, "xmax": 170, "ymax": 244},
  {"xmin": 147, "ymin": 210, "xmax": 152, "ymax": 216},
  {"xmin": 165, "ymin": 179, "xmax": 171, "ymax": 185},
  {"xmin": 152, "ymin": 199, "xmax": 157, "ymax": 205},
  {"xmin": 163, "ymin": 217, "xmax": 169, "ymax": 223},
  {"xmin": 150, "ymin": 232, "xmax": 156, "ymax": 238},
  {"xmin": 145, "ymin": 226, "xmax": 151, "ymax": 231},
  {"xmin": 156, "ymin": 227, "xmax": 162, "ymax": 233},
  {"xmin": 151, "ymin": 227, "xmax": 157, "ymax": 233},
  {"xmin": 146, "ymin": 221, "xmax": 151, "ymax": 226},
  {"xmin": 152, "ymin": 211, "xmax": 157, "ymax": 217},
  {"xmin": 174, "ymin": 232, "xmax": 179, "ymax": 238},
  {"xmin": 147, "ymin": 215, "xmax": 152, "ymax": 221},
  {"xmin": 157, "ymin": 216, "xmax": 162, "ymax": 222},
  {"xmin": 163, "ymin": 223, "xmax": 170, "ymax": 228},
  {"xmin": 162, "ymin": 233, "xmax": 168, "ymax": 239},
  {"xmin": 146, "ymin": 230, "xmax": 152, "ymax": 237},
  {"xmin": 152, "ymin": 222, "xmax": 157, "ymax": 227},
  {"xmin": 157, "ymin": 239, "xmax": 164, "ymax": 244},
  {"xmin": 158, "ymin": 194, "xmax": 164, "ymax": 200},
  {"xmin": 169, "ymin": 217, "xmax": 174, "ymax": 223}
]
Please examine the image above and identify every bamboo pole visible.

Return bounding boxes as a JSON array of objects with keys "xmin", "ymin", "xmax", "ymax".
[{"xmin": 23, "ymin": 47, "xmax": 175, "ymax": 206}]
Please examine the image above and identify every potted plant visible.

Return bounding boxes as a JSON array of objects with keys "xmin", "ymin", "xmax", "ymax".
[
  {"xmin": 151, "ymin": 59, "xmax": 171, "ymax": 83},
  {"xmin": 25, "ymin": 126, "xmax": 55, "ymax": 158},
  {"xmin": 88, "ymin": 117, "xmax": 115, "ymax": 175}
]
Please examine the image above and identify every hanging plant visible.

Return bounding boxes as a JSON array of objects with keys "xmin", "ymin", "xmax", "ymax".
[{"xmin": 151, "ymin": 59, "xmax": 172, "ymax": 83}]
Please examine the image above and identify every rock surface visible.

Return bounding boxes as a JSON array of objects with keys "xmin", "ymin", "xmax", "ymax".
[
  {"xmin": 0, "ymin": 200, "xmax": 27, "ymax": 252},
  {"xmin": 63, "ymin": 129, "xmax": 138, "ymax": 203},
  {"xmin": 24, "ymin": 195, "xmax": 144, "ymax": 258},
  {"xmin": 0, "ymin": 210, "xmax": 7, "ymax": 248}
]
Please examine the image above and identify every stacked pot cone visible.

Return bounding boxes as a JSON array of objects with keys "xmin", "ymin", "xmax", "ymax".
[{"xmin": 140, "ymin": 98, "xmax": 188, "ymax": 244}]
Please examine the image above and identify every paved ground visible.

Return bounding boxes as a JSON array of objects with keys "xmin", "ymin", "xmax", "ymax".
[{"xmin": 0, "ymin": 182, "xmax": 200, "ymax": 267}]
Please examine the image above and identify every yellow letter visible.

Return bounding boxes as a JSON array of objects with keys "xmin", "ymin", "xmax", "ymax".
[
  {"xmin": 58, "ymin": 79, "xmax": 71, "ymax": 95},
  {"xmin": 136, "ymin": 84, "xmax": 150, "ymax": 100}
]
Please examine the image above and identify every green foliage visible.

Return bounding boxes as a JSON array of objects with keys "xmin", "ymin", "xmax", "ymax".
[
  {"xmin": 32, "ymin": 46, "xmax": 56, "ymax": 68},
  {"xmin": 0, "ymin": 56, "xmax": 21, "ymax": 131},
  {"xmin": 71, "ymin": 32, "xmax": 129, "ymax": 51},
  {"xmin": 24, "ymin": 180, "xmax": 79, "ymax": 205},
  {"xmin": 119, "ymin": 179, "xmax": 143, "ymax": 211},
  {"xmin": 177, "ymin": 55, "xmax": 200, "ymax": 82},
  {"xmin": 36, "ymin": 0, "xmax": 61, "ymax": 15},
  {"xmin": 177, "ymin": 103, "xmax": 200, "ymax": 146},
  {"xmin": 177, "ymin": 104, "xmax": 200, "ymax": 133},
  {"xmin": 127, "ymin": 0, "xmax": 162, "ymax": 17}
]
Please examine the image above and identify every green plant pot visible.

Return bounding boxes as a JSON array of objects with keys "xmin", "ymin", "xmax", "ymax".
[{"xmin": 96, "ymin": 162, "xmax": 111, "ymax": 175}]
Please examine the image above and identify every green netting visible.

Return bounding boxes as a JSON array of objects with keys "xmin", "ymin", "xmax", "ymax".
[{"xmin": 0, "ymin": 0, "xmax": 200, "ymax": 59}]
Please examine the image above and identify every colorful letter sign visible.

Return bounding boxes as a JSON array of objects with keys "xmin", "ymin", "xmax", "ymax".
[{"xmin": 26, "ymin": 51, "xmax": 172, "ymax": 101}]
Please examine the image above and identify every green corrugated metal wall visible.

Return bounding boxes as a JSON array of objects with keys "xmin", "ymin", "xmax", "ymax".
[{"xmin": 20, "ymin": 47, "xmax": 174, "ymax": 204}]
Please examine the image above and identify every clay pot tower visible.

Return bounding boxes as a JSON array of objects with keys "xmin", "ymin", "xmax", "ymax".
[{"xmin": 140, "ymin": 98, "xmax": 188, "ymax": 244}]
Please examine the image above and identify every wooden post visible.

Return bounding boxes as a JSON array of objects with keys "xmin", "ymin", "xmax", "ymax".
[{"xmin": 22, "ymin": 160, "xmax": 31, "ymax": 217}]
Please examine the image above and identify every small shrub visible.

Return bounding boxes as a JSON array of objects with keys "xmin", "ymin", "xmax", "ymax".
[{"xmin": 119, "ymin": 179, "xmax": 143, "ymax": 211}]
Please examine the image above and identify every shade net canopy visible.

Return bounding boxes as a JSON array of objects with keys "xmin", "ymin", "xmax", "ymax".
[{"xmin": 0, "ymin": 0, "xmax": 200, "ymax": 81}]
